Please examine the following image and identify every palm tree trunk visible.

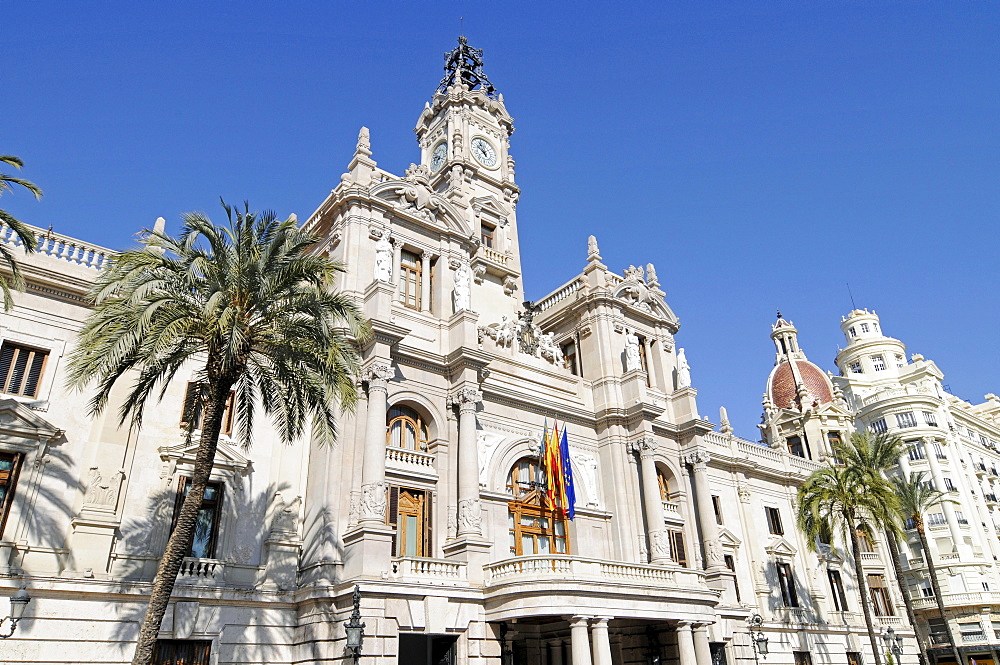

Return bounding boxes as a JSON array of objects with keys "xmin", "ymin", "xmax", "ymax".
[
  {"xmin": 131, "ymin": 375, "xmax": 235, "ymax": 665},
  {"xmin": 885, "ymin": 527, "xmax": 928, "ymax": 665},
  {"xmin": 848, "ymin": 511, "xmax": 883, "ymax": 665},
  {"xmin": 917, "ymin": 522, "xmax": 963, "ymax": 665}
]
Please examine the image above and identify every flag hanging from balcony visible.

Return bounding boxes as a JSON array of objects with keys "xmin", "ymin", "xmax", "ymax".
[{"xmin": 559, "ymin": 425, "xmax": 576, "ymax": 520}]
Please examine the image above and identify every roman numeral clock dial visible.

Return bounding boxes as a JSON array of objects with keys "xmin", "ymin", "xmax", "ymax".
[{"xmin": 470, "ymin": 137, "xmax": 497, "ymax": 168}]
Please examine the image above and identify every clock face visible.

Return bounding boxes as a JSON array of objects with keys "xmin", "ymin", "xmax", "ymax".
[
  {"xmin": 471, "ymin": 137, "xmax": 498, "ymax": 168},
  {"xmin": 430, "ymin": 142, "xmax": 448, "ymax": 173}
]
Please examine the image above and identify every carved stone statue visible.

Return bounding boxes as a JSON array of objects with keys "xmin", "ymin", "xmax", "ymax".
[
  {"xmin": 271, "ymin": 493, "xmax": 302, "ymax": 534},
  {"xmin": 624, "ymin": 329, "xmax": 642, "ymax": 372},
  {"xmin": 495, "ymin": 315, "xmax": 515, "ymax": 347},
  {"xmin": 676, "ymin": 347, "xmax": 691, "ymax": 389},
  {"xmin": 374, "ymin": 235, "xmax": 393, "ymax": 283},
  {"xmin": 537, "ymin": 332, "xmax": 563, "ymax": 364},
  {"xmin": 453, "ymin": 260, "xmax": 471, "ymax": 312}
]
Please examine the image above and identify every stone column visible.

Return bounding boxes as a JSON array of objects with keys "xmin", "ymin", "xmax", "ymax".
[
  {"xmin": 643, "ymin": 337, "xmax": 658, "ymax": 390},
  {"xmin": 630, "ymin": 436, "xmax": 670, "ymax": 564},
  {"xmin": 591, "ymin": 618, "xmax": 613, "ymax": 665},
  {"xmin": 684, "ymin": 451, "xmax": 725, "ymax": 571},
  {"xmin": 452, "ymin": 387, "xmax": 484, "ymax": 536},
  {"xmin": 923, "ymin": 436, "xmax": 962, "ymax": 543},
  {"xmin": 548, "ymin": 639, "xmax": 564, "ymax": 665},
  {"xmin": 420, "ymin": 251, "xmax": 433, "ymax": 313},
  {"xmin": 358, "ymin": 363, "xmax": 393, "ymax": 525},
  {"xmin": 570, "ymin": 617, "xmax": 593, "ymax": 665},
  {"xmin": 692, "ymin": 624, "xmax": 712, "ymax": 665},
  {"xmin": 675, "ymin": 622, "xmax": 697, "ymax": 665},
  {"xmin": 392, "ymin": 238, "xmax": 403, "ymax": 299}
]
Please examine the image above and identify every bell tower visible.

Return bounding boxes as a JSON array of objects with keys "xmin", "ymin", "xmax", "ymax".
[{"xmin": 413, "ymin": 37, "xmax": 523, "ymax": 313}]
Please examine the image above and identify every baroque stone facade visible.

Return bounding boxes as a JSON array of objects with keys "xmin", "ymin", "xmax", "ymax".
[{"xmin": 0, "ymin": 37, "xmax": 974, "ymax": 665}]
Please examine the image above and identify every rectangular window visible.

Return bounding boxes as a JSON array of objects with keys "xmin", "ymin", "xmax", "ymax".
[
  {"xmin": 794, "ymin": 652, "xmax": 813, "ymax": 665},
  {"xmin": 826, "ymin": 431, "xmax": 843, "ymax": 454},
  {"xmin": 388, "ymin": 486, "xmax": 432, "ymax": 557},
  {"xmin": 0, "ymin": 452, "xmax": 22, "ymax": 538},
  {"xmin": 944, "ymin": 477, "xmax": 956, "ymax": 491},
  {"xmin": 561, "ymin": 339, "xmax": 580, "ymax": 377},
  {"xmin": 172, "ymin": 478, "xmax": 223, "ymax": 559},
  {"xmin": 724, "ymin": 554, "xmax": 741, "ymax": 602},
  {"xmin": 153, "ymin": 640, "xmax": 212, "ymax": 665},
  {"xmin": 907, "ymin": 440, "xmax": 926, "ymax": 461},
  {"xmin": 776, "ymin": 562, "xmax": 799, "ymax": 607},
  {"xmin": 959, "ymin": 621, "xmax": 986, "ymax": 643},
  {"xmin": 849, "ymin": 361, "xmax": 862, "ymax": 374},
  {"xmin": 923, "ymin": 411, "xmax": 938, "ymax": 426},
  {"xmin": 933, "ymin": 442, "xmax": 946, "ymax": 459},
  {"xmin": 181, "ymin": 383, "xmax": 235, "ymax": 437},
  {"xmin": 857, "ymin": 530, "xmax": 875, "ymax": 552},
  {"xmin": 895, "ymin": 354, "xmax": 905, "ymax": 367},
  {"xmin": 399, "ymin": 250, "xmax": 422, "ymax": 310},
  {"xmin": 828, "ymin": 569, "xmax": 849, "ymax": 612},
  {"xmin": 849, "ymin": 327, "xmax": 857, "ymax": 338},
  {"xmin": 927, "ymin": 512, "xmax": 946, "ymax": 526},
  {"xmin": 868, "ymin": 574, "xmax": 895, "ymax": 616},
  {"xmin": 896, "ymin": 412, "xmax": 917, "ymax": 428},
  {"xmin": 765, "ymin": 506, "xmax": 784, "ymax": 535},
  {"xmin": 955, "ymin": 510, "xmax": 968, "ymax": 525},
  {"xmin": 712, "ymin": 495, "xmax": 724, "ymax": 525},
  {"xmin": 872, "ymin": 355, "xmax": 886, "ymax": 371},
  {"xmin": 0, "ymin": 342, "xmax": 48, "ymax": 398},
  {"xmin": 847, "ymin": 653, "xmax": 863, "ymax": 665},
  {"xmin": 481, "ymin": 224, "xmax": 495, "ymax": 249},
  {"xmin": 668, "ymin": 528, "xmax": 687, "ymax": 567},
  {"xmin": 870, "ymin": 418, "xmax": 888, "ymax": 434},
  {"xmin": 860, "ymin": 323, "xmax": 870, "ymax": 333},
  {"xmin": 786, "ymin": 435, "xmax": 806, "ymax": 458}
]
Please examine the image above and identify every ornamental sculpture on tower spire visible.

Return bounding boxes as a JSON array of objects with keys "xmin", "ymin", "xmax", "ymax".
[{"xmin": 437, "ymin": 35, "xmax": 498, "ymax": 98}]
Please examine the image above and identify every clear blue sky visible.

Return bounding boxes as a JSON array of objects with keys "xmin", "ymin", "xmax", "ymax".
[{"xmin": 5, "ymin": 2, "xmax": 999, "ymax": 437}]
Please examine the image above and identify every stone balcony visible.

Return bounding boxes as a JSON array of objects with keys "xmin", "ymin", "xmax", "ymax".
[
  {"xmin": 392, "ymin": 557, "xmax": 467, "ymax": 586},
  {"xmin": 911, "ymin": 590, "xmax": 1000, "ymax": 609}
]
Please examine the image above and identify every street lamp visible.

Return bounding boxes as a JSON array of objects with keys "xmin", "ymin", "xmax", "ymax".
[
  {"xmin": 882, "ymin": 627, "xmax": 903, "ymax": 658},
  {"xmin": 0, "ymin": 587, "xmax": 30, "ymax": 638},
  {"xmin": 344, "ymin": 585, "xmax": 365, "ymax": 664},
  {"xmin": 746, "ymin": 613, "xmax": 769, "ymax": 663}
]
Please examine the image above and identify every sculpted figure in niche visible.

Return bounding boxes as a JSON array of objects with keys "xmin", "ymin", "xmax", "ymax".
[
  {"xmin": 624, "ymin": 329, "xmax": 642, "ymax": 372},
  {"xmin": 538, "ymin": 332, "xmax": 563, "ymax": 364},
  {"xmin": 374, "ymin": 235, "xmax": 393, "ymax": 283},
  {"xmin": 453, "ymin": 260, "xmax": 472, "ymax": 312},
  {"xmin": 676, "ymin": 347, "xmax": 692, "ymax": 389}
]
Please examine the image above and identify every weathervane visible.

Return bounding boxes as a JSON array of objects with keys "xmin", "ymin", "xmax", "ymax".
[{"xmin": 437, "ymin": 36, "xmax": 498, "ymax": 98}]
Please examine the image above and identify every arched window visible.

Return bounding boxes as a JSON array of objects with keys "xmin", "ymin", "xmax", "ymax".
[
  {"xmin": 506, "ymin": 457, "xmax": 569, "ymax": 556},
  {"xmin": 657, "ymin": 467, "xmax": 680, "ymax": 502},
  {"xmin": 387, "ymin": 405, "xmax": 429, "ymax": 451}
]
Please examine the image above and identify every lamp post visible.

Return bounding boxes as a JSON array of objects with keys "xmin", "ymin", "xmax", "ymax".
[
  {"xmin": 882, "ymin": 627, "xmax": 903, "ymax": 662},
  {"xmin": 344, "ymin": 585, "xmax": 365, "ymax": 664},
  {"xmin": 746, "ymin": 613, "xmax": 769, "ymax": 665},
  {"xmin": 0, "ymin": 587, "xmax": 30, "ymax": 638}
]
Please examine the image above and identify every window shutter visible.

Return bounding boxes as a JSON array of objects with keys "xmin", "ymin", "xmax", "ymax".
[
  {"xmin": 423, "ymin": 492, "xmax": 433, "ymax": 557},
  {"xmin": 24, "ymin": 352, "xmax": 45, "ymax": 397},
  {"xmin": 388, "ymin": 485, "xmax": 399, "ymax": 557}
]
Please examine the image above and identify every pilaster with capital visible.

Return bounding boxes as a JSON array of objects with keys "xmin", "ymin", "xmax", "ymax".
[
  {"xmin": 450, "ymin": 387, "xmax": 484, "ymax": 536},
  {"xmin": 683, "ymin": 450, "xmax": 725, "ymax": 570},
  {"xmin": 420, "ymin": 251, "xmax": 433, "ymax": 313},
  {"xmin": 923, "ymin": 436, "xmax": 962, "ymax": 542},
  {"xmin": 391, "ymin": 238, "xmax": 403, "ymax": 301},
  {"xmin": 358, "ymin": 363, "xmax": 394, "ymax": 524},
  {"xmin": 629, "ymin": 436, "xmax": 670, "ymax": 564}
]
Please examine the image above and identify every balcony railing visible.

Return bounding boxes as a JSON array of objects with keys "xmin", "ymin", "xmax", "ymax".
[
  {"xmin": 178, "ymin": 557, "xmax": 222, "ymax": 580},
  {"xmin": 392, "ymin": 557, "xmax": 467, "ymax": 585},
  {"xmin": 484, "ymin": 555, "xmax": 701, "ymax": 589},
  {"xmin": 0, "ymin": 221, "xmax": 114, "ymax": 270}
]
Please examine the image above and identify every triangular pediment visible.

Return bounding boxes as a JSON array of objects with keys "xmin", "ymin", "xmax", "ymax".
[
  {"xmin": 718, "ymin": 527, "xmax": 742, "ymax": 548},
  {"xmin": 765, "ymin": 536, "xmax": 797, "ymax": 558},
  {"xmin": 471, "ymin": 195, "xmax": 511, "ymax": 220},
  {"xmin": 0, "ymin": 398, "xmax": 62, "ymax": 441},
  {"xmin": 159, "ymin": 435, "xmax": 251, "ymax": 474},
  {"xmin": 817, "ymin": 543, "xmax": 845, "ymax": 565}
]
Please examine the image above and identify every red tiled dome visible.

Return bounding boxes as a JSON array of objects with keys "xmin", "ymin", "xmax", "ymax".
[{"xmin": 768, "ymin": 360, "xmax": 833, "ymax": 409}]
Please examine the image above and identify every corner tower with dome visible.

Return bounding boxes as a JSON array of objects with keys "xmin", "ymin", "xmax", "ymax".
[{"xmin": 760, "ymin": 314, "xmax": 853, "ymax": 460}]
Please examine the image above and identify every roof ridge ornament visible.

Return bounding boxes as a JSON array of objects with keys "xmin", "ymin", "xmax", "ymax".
[{"xmin": 437, "ymin": 35, "xmax": 498, "ymax": 98}]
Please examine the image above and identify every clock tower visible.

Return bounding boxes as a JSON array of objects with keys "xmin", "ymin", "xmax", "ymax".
[{"xmin": 414, "ymin": 36, "xmax": 523, "ymax": 312}]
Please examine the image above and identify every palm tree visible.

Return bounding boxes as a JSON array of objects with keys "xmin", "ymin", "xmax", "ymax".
[
  {"xmin": 798, "ymin": 459, "xmax": 900, "ymax": 665},
  {"xmin": 66, "ymin": 202, "xmax": 370, "ymax": 665},
  {"xmin": 834, "ymin": 432, "xmax": 928, "ymax": 665},
  {"xmin": 0, "ymin": 155, "xmax": 41, "ymax": 310},
  {"xmin": 893, "ymin": 473, "xmax": 963, "ymax": 665}
]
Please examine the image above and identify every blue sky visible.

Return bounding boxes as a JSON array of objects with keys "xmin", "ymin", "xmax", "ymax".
[{"xmin": 5, "ymin": 2, "xmax": 999, "ymax": 437}]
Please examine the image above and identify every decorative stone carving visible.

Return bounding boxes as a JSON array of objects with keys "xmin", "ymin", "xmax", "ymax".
[
  {"xmin": 452, "ymin": 260, "xmax": 472, "ymax": 312},
  {"xmin": 737, "ymin": 484, "xmax": 752, "ymax": 503},
  {"xmin": 537, "ymin": 332, "xmax": 563, "ymax": 364},
  {"xmin": 472, "ymin": 263, "xmax": 487, "ymax": 285},
  {"xmin": 84, "ymin": 467, "xmax": 122, "ymax": 508},
  {"xmin": 628, "ymin": 437, "xmax": 657, "ymax": 456},
  {"xmin": 374, "ymin": 234, "xmax": 393, "ymax": 282},
  {"xmin": 503, "ymin": 275, "xmax": 518, "ymax": 297},
  {"xmin": 623, "ymin": 265, "xmax": 645, "ymax": 282},
  {"xmin": 271, "ymin": 493, "xmax": 302, "ymax": 535},
  {"xmin": 360, "ymin": 481, "xmax": 387, "ymax": 522},
  {"xmin": 587, "ymin": 235, "xmax": 601, "ymax": 262},
  {"xmin": 682, "ymin": 451, "xmax": 711, "ymax": 468},
  {"xmin": 649, "ymin": 528, "xmax": 671, "ymax": 558},
  {"xmin": 578, "ymin": 324, "xmax": 592, "ymax": 338},
  {"xmin": 477, "ymin": 430, "xmax": 506, "ymax": 486},
  {"xmin": 646, "ymin": 263, "xmax": 659, "ymax": 288},
  {"xmin": 704, "ymin": 538, "xmax": 725, "ymax": 565},
  {"xmin": 447, "ymin": 511, "xmax": 457, "ymax": 540},
  {"xmin": 660, "ymin": 331, "xmax": 674, "ymax": 352},
  {"xmin": 570, "ymin": 451, "xmax": 599, "ymax": 507},
  {"xmin": 449, "ymin": 388, "xmax": 483, "ymax": 411},
  {"xmin": 457, "ymin": 498, "xmax": 482, "ymax": 533},
  {"xmin": 676, "ymin": 347, "xmax": 692, "ymax": 389},
  {"xmin": 364, "ymin": 363, "xmax": 394, "ymax": 388},
  {"xmin": 357, "ymin": 126, "xmax": 371, "ymax": 153},
  {"xmin": 624, "ymin": 329, "xmax": 642, "ymax": 372},
  {"xmin": 719, "ymin": 407, "xmax": 733, "ymax": 434}
]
